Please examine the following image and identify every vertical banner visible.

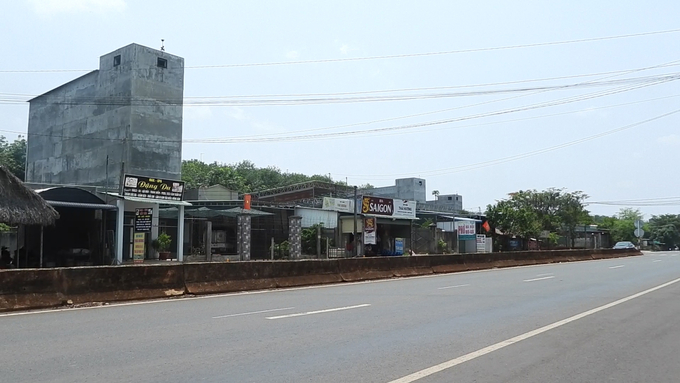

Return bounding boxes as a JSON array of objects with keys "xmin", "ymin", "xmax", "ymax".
[
  {"xmin": 394, "ymin": 238, "xmax": 405, "ymax": 255},
  {"xmin": 243, "ymin": 194, "xmax": 251, "ymax": 210},
  {"xmin": 476, "ymin": 234, "xmax": 487, "ymax": 253},
  {"xmin": 364, "ymin": 217, "xmax": 377, "ymax": 245},
  {"xmin": 133, "ymin": 233, "xmax": 145, "ymax": 263},
  {"xmin": 134, "ymin": 208, "xmax": 153, "ymax": 232}
]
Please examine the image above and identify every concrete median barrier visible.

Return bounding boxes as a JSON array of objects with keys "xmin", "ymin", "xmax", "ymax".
[
  {"xmin": 0, "ymin": 268, "xmax": 64, "ymax": 312},
  {"xmin": 338, "ymin": 257, "xmax": 394, "ymax": 282},
  {"xmin": 273, "ymin": 260, "xmax": 343, "ymax": 288},
  {"xmin": 429, "ymin": 255, "xmax": 468, "ymax": 273},
  {"xmin": 390, "ymin": 256, "xmax": 434, "ymax": 278},
  {"xmin": 60, "ymin": 264, "xmax": 185, "ymax": 304},
  {"xmin": 184, "ymin": 262, "xmax": 277, "ymax": 295},
  {"xmin": 1, "ymin": 248, "xmax": 642, "ymax": 312}
]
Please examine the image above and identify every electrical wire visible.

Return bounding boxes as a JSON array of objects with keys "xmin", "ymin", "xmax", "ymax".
[
  {"xmin": 2, "ymin": 73, "xmax": 676, "ymax": 107},
  {"xmin": 1, "ymin": 78, "xmax": 676, "ymax": 144},
  {"xmin": 333, "ymin": 108, "xmax": 680, "ymax": 180},
  {"xmin": 3, "ymin": 27, "xmax": 678, "ymax": 73}
]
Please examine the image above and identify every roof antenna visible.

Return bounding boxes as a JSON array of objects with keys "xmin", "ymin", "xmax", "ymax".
[{"xmin": 161, "ymin": 39, "xmax": 165, "ymax": 51}]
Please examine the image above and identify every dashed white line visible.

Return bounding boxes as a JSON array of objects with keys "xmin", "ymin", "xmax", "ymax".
[
  {"xmin": 438, "ymin": 284, "xmax": 471, "ymax": 290},
  {"xmin": 266, "ymin": 304, "xmax": 370, "ymax": 320},
  {"xmin": 523, "ymin": 276, "xmax": 555, "ymax": 282},
  {"xmin": 388, "ymin": 276, "xmax": 680, "ymax": 383},
  {"xmin": 212, "ymin": 307, "xmax": 295, "ymax": 319},
  {"xmin": 609, "ymin": 265, "xmax": 625, "ymax": 269},
  {"xmin": 535, "ymin": 273, "xmax": 554, "ymax": 277},
  {"xmin": 653, "ymin": 260, "xmax": 663, "ymax": 263}
]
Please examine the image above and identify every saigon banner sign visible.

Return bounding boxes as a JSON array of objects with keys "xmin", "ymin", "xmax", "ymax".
[{"xmin": 361, "ymin": 196, "xmax": 416, "ymax": 219}]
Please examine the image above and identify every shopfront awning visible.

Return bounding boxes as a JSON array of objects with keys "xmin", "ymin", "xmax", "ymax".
[
  {"xmin": 45, "ymin": 200, "xmax": 118, "ymax": 210},
  {"xmin": 159, "ymin": 206, "xmax": 272, "ymax": 219},
  {"xmin": 34, "ymin": 187, "xmax": 118, "ymax": 210},
  {"xmin": 103, "ymin": 192, "xmax": 192, "ymax": 207}
]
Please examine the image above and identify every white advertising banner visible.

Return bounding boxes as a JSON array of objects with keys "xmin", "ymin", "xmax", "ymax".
[
  {"xmin": 476, "ymin": 234, "xmax": 487, "ymax": 253},
  {"xmin": 392, "ymin": 199, "xmax": 417, "ymax": 220},
  {"xmin": 455, "ymin": 221, "xmax": 477, "ymax": 240},
  {"xmin": 322, "ymin": 197, "xmax": 354, "ymax": 213},
  {"xmin": 364, "ymin": 217, "xmax": 377, "ymax": 245}
]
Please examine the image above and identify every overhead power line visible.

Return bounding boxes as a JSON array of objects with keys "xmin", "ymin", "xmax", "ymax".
[
  {"xmin": 1, "ymin": 73, "xmax": 678, "ymax": 107},
  {"xmin": 333, "ymin": 108, "xmax": 680, "ymax": 180},
  {"xmin": 588, "ymin": 197, "xmax": 680, "ymax": 206},
  {"xmin": 1, "ymin": 78, "xmax": 676, "ymax": 144},
  {"xmin": 2, "ymin": 28, "xmax": 680, "ymax": 73}
]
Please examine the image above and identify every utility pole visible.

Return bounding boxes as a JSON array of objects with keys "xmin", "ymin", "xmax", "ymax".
[{"xmin": 353, "ymin": 186, "xmax": 358, "ymax": 257}]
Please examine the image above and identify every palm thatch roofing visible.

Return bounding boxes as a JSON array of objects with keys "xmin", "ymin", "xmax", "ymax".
[{"xmin": 0, "ymin": 165, "xmax": 59, "ymax": 226}]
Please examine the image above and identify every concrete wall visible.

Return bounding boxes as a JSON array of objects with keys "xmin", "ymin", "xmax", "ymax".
[
  {"xmin": 26, "ymin": 43, "xmax": 184, "ymax": 187},
  {"xmin": 371, "ymin": 178, "xmax": 426, "ymax": 203}
]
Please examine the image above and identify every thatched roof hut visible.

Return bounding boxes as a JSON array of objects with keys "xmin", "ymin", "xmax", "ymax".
[{"xmin": 0, "ymin": 165, "xmax": 59, "ymax": 226}]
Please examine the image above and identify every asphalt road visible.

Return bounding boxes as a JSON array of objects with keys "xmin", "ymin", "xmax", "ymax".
[{"xmin": 1, "ymin": 251, "xmax": 679, "ymax": 382}]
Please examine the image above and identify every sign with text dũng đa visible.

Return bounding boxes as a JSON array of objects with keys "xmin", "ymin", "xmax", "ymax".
[{"xmin": 123, "ymin": 174, "xmax": 185, "ymax": 201}]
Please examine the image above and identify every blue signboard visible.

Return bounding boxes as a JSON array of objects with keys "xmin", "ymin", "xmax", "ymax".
[{"xmin": 394, "ymin": 238, "xmax": 404, "ymax": 255}]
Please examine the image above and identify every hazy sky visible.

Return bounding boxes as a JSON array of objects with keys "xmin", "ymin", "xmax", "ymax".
[{"xmin": 2, "ymin": 0, "xmax": 679, "ymax": 217}]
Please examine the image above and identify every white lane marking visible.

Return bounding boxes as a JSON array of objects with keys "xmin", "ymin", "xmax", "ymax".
[
  {"xmin": 535, "ymin": 273, "xmax": 554, "ymax": 277},
  {"xmin": 609, "ymin": 265, "xmax": 625, "ymax": 269},
  {"xmin": 653, "ymin": 260, "xmax": 663, "ymax": 263},
  {"xmin": 438, "ymin": 284, "xmax": 471, "ymax": 290},
  {"xmin": 523, "ymin": 276, "xmax": 555, "ymax": 282},
  {"xmin": 212, "ymin": 307, "xmax": 295, "ymax": 319},
  {"xmin": 388, "ymin": 276, "xmax": 680, "ymax": 383},
  {"xmin": 266, "ymin": 304, "xmax": 370, "ymax": 320}
]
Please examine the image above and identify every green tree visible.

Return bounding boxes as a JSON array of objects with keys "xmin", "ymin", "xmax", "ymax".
[
  {"xmin": 486, "ymin": 199, "xmax": 542, "ymax": 246},
  {"xmin": 648, "ymin": 214, "xmax": 680, "ymax": 249},
  {"xmin": 596, "ymin": 208, "xmax": 643, "ymax": 243},
  {"xmin": 0, "ymin": 135, "xmax": 27, "ymax": 180},
  {"xmin": 486, "ymin": 188, "xmax": 590, "ymax": 249},
  {"xmin": 556, "ymin": 190, "xmax": 590, "ymax": 247}
]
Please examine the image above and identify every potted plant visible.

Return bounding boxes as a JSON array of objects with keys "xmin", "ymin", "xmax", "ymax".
[{"xmin": 152, "ymin": 232, "xmax": 172, "ymax": 260}]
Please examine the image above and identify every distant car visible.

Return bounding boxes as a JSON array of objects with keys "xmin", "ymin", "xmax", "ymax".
[{"xmin": 613, "ymin": 241, "xmax": 636, "ymax": 249}]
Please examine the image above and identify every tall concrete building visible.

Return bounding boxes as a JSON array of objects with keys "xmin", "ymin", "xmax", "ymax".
[
  {"xmin": 26, "ymin": 43, "xmax": 184, "ymax": 187},
  {"xmin": 369, "ymin": 178, "xmax": 427, "ymax": 203}
]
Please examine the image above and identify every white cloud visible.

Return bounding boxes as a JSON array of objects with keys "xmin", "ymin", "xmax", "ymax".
[
  {"xmin": 339, "ymin": 44, "xmax": 350, "ymax": 55},
  {"xmin": 28, "ymin": 0, "xmax": 127, "ymax": 16},
  {"xmin": 227, "ymin": 107, "xmax": 247, "ymax": 121},
  {"xmin": 286, "ymin": 50, "xmax": 300, "ymax": 59},
  {"xmin": 658, "ymin": 133, "xmax": 680, "ymax": 147},
  {"xmin": 183, "ymin": 106, "xmax": 213, "ymax": 121}
]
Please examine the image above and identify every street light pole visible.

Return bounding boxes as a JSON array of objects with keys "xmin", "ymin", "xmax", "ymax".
[{"xmin": 353, "ymin": 186, "xmax": 358, "ymax": 257}]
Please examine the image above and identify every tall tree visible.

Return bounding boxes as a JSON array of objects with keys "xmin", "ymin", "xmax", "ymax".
[
  {"xmin": 486, "ymin": 188, "xmax": 590, "ymax": 249},
  {"xmin": 0, "ymin": 135, "xmax": 26, "ymax": 180},
  {"xmin": 648, "ymin": 214, "xmax": 680, "ymax": 249}
]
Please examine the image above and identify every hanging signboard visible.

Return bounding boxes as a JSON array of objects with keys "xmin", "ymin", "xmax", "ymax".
[
  {"xmin": 134, "ymin": 208, "xmax": 153, "ymax": 232},
  {"xmin": 361, "ymin": 196, "xmax": 416, "ymax": 219},
  {"xmin": 394, "ymin": 238, "xmax": 405, "ymax": 255},
  {"xmin": 455, "ymin": 221, "xmax": 477, "ymax": 240},
  {"xmin": 133, "ymin": 233, "xmax": 145, "ymax": 263},
  {"xmin": 364, "ymin": 217, "xmax": 377, "ymax": 245},
  {"xmin": 322, "ymin": 197, "xmax": 355, "ymax": 213},
  {"xmin": 123, "ymin": 174, "xmax": 184, "ymax": 201},
  {"xmin": 476, "ymin": 234, "xmax": 487, "ymax": 253}
]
